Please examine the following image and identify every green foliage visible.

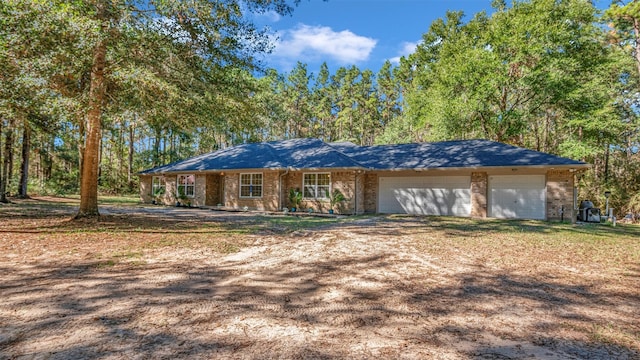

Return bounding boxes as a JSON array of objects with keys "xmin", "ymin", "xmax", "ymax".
[
  {"xmin": 628, "ymin": 192, "xmax": 640, "ymax": 215},
  {"xmin": 153, "ymin": 185, "xmax": 165, "ymax": 198},
  {"xmin": 2, "ymin": 0, "xmax": 303, "ymax": 214},
  {"xmin": 288, "ymin": 188, "xmax": 302, "ymax": 209},
  {"xmin": 47, "ymin": 168, "xmax": 80, "ymax": 195},
  {"xmin": 1, "ymin": 0, "xmax": 639, "ymax": 215},
  {"xmin": 327, "ymin": 189, "xmax": 346, "ymax": 210},
  {"xmin": 398, "ymin": 0, "xmax": 618, "ymax": 150},
  {"xmin": 177, "ymin": 186, "xmax": 191, "ymax": 206}
]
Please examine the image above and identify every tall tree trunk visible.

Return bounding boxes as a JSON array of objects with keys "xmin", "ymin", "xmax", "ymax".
[
  {"xmin": 117, "ymin": 122, "xmax": 124, "ymax": 191},
  {"xmin": 99, "ymin": 128, "xmax": 104, "ymax": 188},
  {"xmin": 161, "ymin": 130, "xmax": 166, "ymax": 164},
  {"xmin": 7, "ymin": 127, "xmax": 14, "ymax": 195},
  {"xmin": 78, "ymin": 116, "xmax": 85, "ymax": 190},
  {"xmin": 633, "ymin": 17, "xmax": 640, "ymax": 78},
  {"xmin": 18, "ymin": 120, "xmax": 31, "ymax": 198},
  {"xmin": 0, "ymin": 119, "xmax": 3, "ymax": 199},
  {"xmin": 128, "ymin": 122, "xmax": 134, "ymax": 191},
  {"xmin": 76, "ymin": 22, "xmax": 107, "ymax": 217},
  {"xmin": 604, "ymin": 143, "xmax": 610, "ymax": 184},
  {"xmin": 153, "ymin": 127, "xmax": 161, "ymax": 167},
  {"xmin": 43, "ymin": 133, "xmax": 53, "ymax": 181},
  {"xmin": 169, "ymin": 128, "xmax": 174, "ymax": 163},
  {"xmin": 1, "ymin": 119, "xmax": 15, "ymax": 203}
]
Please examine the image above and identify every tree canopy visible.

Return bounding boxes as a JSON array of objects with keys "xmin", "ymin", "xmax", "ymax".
[{"xmin": 1, "ymin": 0, "xmax": 639, "ymax": 216}]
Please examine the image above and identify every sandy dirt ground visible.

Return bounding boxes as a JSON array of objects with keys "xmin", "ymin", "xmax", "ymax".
[{"xmin": 0, "ymin": 199, "xmax": 639, "ymax": 359}]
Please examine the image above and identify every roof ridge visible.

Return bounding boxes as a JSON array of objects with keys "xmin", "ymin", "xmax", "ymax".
[
  {"xmin": 139, "ymin": 137, "xmax": 587, "ymax": 175},
  {"xmin": 264, "ymin": 139, "xmax": 290, "ymax": 168},
  {"xmin": 324, "ymin": 141, "xmax": 370, "ymax": 169}
]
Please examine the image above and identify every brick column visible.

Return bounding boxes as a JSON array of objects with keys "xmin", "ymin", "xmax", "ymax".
[
  {"xmin": 471, "ymin": 172, "xmax": 488, "ymax": 218},
  {"xmin": 547, "ymin": 170, "xmax": 573, "ymax": 221},
  {"xmin": 363, "ymin": 173, "xmax": 378, "ymax": 213}
]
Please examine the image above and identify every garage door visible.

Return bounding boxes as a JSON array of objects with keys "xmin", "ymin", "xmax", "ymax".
[
  {"xmin": 489, "ymin": 175, "xmax": 546, "ymax": 220},
  {"xmin": 378, "ymin": 176, "xmax": 471, "ymax": 216}
]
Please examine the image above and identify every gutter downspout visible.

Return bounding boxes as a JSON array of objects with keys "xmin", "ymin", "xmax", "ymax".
[{"xmin": 279, "ymin": 167, "xmax": 290, "ymax": 211}]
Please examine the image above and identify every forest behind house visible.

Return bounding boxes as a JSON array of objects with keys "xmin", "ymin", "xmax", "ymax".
[{"xmin": 1, "ymin": 0, "xmax": 639, "ymax": 217}]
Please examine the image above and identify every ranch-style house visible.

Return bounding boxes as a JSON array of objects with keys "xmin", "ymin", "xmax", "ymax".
[{"xmin": 138, "ymin": 138, "xmax": 589, "ymax": 220}]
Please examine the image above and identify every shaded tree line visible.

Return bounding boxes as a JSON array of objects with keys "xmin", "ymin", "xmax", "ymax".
[
  {"xmin": 0, "ymin": 0, "xmax": 301, "ymax": 216},
  {"xmin": 1, "ymin": 0, "xmax": 639, "ymax": 217}
]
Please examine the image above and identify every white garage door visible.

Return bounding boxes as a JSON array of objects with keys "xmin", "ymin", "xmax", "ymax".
[
  {"xmin": 378, "ymin": 176, "xmax": 471, "ymax": 216},
  {"xmin": 489, "ymin": 175, "xmax": 546, "ymax": 220}
]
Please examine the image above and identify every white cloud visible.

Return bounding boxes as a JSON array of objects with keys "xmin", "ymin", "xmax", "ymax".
[
  {"xmin": 255, "ymin": 10, "xmax": 281, "ymax": 23},
  {"xmin": 389, "ymin": 41, "xmax": 420, "ymax": 65},
  {"xmin": 272, "ymin": 24, "xmax": 377, "ymax": 66}
]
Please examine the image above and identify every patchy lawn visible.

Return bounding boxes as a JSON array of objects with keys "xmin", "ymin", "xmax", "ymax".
[{"xmin": 0, "ymin": 197, "xmax": 638, "ymax": 359}]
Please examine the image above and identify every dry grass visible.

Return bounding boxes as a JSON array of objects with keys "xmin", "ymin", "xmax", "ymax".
[{"xmin": 0, "ymin": 197, "xmax": 638, "ymax": 359}]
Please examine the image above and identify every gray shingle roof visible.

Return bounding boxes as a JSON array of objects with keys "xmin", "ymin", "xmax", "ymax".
[
  {"xmin": 268, "ymin": 138, "xmax": 365, "ymax": 169},
  {"xmin": 139, "ymin": 138, "xmax": 587, "ymax": 175},
  {"xmin": 330, "ymin": 139, "xmax": 588, "ymax": 170},
  {"xmin": 139, "ymin": 138, "xmax": 364, "ymax": 174}
]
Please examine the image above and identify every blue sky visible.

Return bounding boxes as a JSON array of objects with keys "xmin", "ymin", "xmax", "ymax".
[{"xmin": 253, "ymin": 0, "xmax": 611, "ymax": 75}]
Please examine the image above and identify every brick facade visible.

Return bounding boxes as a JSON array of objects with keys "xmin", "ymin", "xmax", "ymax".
[
  {"xmin": 139, "ymin": 175, "xmax": 175, "ymax": 205},
  {"xmin": 330, "ymin": 171, "xmax": 357, "ymax": 214},
  {"xmin": 141, "ymin": 168, "xmax": 575, "ymax": 220},
  {"xmin": 163, "ymin": 176, "xmax": 177, "ymax": 205},
  {"xmin": 281, "ymin": 171, "xmax": 358, "ymax": 214},
  {"xmin": 192, "ymin": 175, "xmax": 206, "ymax": 206},
  {"xmin": 140, "ymin": 174, "xmax": 199, "ymax": 206},
  {"xmin": 356, "ymin": 172, "xmax": 365, "ymax": 215},
  {"xmin": 470, "ymin": 172, "xmax": 488, "ymax": 218},
  {"xmin": 139, "ymin": 175, "xmax": 152, "ymax": 203},
  {"xmin": 546, "ymin": 170, "xmax": 574, "ymax": 221},
  {"xmin": 224, "ymin": 171, "xmax": 280, "ymax": 211},
  {"xmin": 363, "ymin": 173, "xmax": 378, "ymax": 213},
  {"xmin": 205, "ymin": 174, "xmax": 222, "ymax": 206}
]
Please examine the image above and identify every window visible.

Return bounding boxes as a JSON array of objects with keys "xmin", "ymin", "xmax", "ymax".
[
  {"xmin": 303, "ymin": 173, "xmax": 330, "ymax": 199},
  {"xmin": 240, "ymin": 173, "xmax": 262, "ymax": 198},
  {"xmin": 177, "ymin": 174, "xmax": 195, "ymax": 197},
  {"xmin": 152, "ymin": 176, "xmax": 165, "ymax": 197}
]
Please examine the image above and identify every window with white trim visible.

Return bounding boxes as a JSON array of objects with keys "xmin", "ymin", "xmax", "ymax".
[
  {"xmin": 177, "ymin": 174, "xmax": 195, "ymax": 197},
  {"xmin": 240, "ymin": 173, "xmax": 263, "ymax": 198},
  {"xmin": 303, "ymin": 173, "xmax": 330, "ymax": 199},
  {"xmin": 152, "ymin": 176, "xmax": 165, "ymax": 196}
]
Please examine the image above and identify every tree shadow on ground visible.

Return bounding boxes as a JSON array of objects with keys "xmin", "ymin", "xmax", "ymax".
[
  {"xmin": 3, "ymin": 197, "xmax": 639, "ymax": 239},
  {"xmin": 1, "ymin": 201, "xmax": 639, "ymax": 357},
  {"xmin": 1, "ymin": 251, "xmax": 638, "ymax": 359}
]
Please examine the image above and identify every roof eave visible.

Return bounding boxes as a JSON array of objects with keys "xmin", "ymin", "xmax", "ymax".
[
  {"xmin": 141, "ymin": 167, "xmax": 287, "ymax": 175},
  {"xmin": 287, "ymin": 166, "xmax": 367, "ymax": 171},
  {"xmin": 370, "ymin": 163, "xmax": 591, "ymax": 172}
]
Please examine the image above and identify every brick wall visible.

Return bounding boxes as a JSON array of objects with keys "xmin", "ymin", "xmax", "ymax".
[
  {"xmin": 205, "ymin": 174, "xmax": 222, "ymax": 206},
  {"xmin": 471, "ymin": 172, "xmax": 488, "ymax": 218},
  {"xmin": 224, "ymin": 173, "xmax": 238, "ymax": 208},
  {"xmin": 139, "ymin": 176, "xmax": 152, "ymax": 203},
  {"xmin": 224, "ymin": 171, "xmax": 280, "ymax": 211},
  {"xmin": 363, "ymin": 173, "xmax": 378, "ymax": 213},
  {"xmin": 546, "ymin": 170, "xmax": 573, "ymax": 221},
  {"xmin": 330, "ymin": 171, "xmax": 356, "ymax": 214},
  {"xmin": 192, "ymin": 174, "xmax": 206, "ymax": 207},
  {"xmin": 140, "ymin": 175, "xmax": 169, "ymax": 204},
  {"xmin": 140, "ymin": 175, "xmax": 176, "ymax": 205},
  {"xmin": 141, "ymin": 168, "xmax": 571, "ymax": 219},
  {"xmin": 282, "ymin": 171, "xmax": 357, "ymax": 214},
  {"xmin": 163, "ymin": 176, "xmax": 177, "ymax": 205},
  {"xmin": 356, "ymin": 172, "xmax": 365, "ymax": 215}
]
